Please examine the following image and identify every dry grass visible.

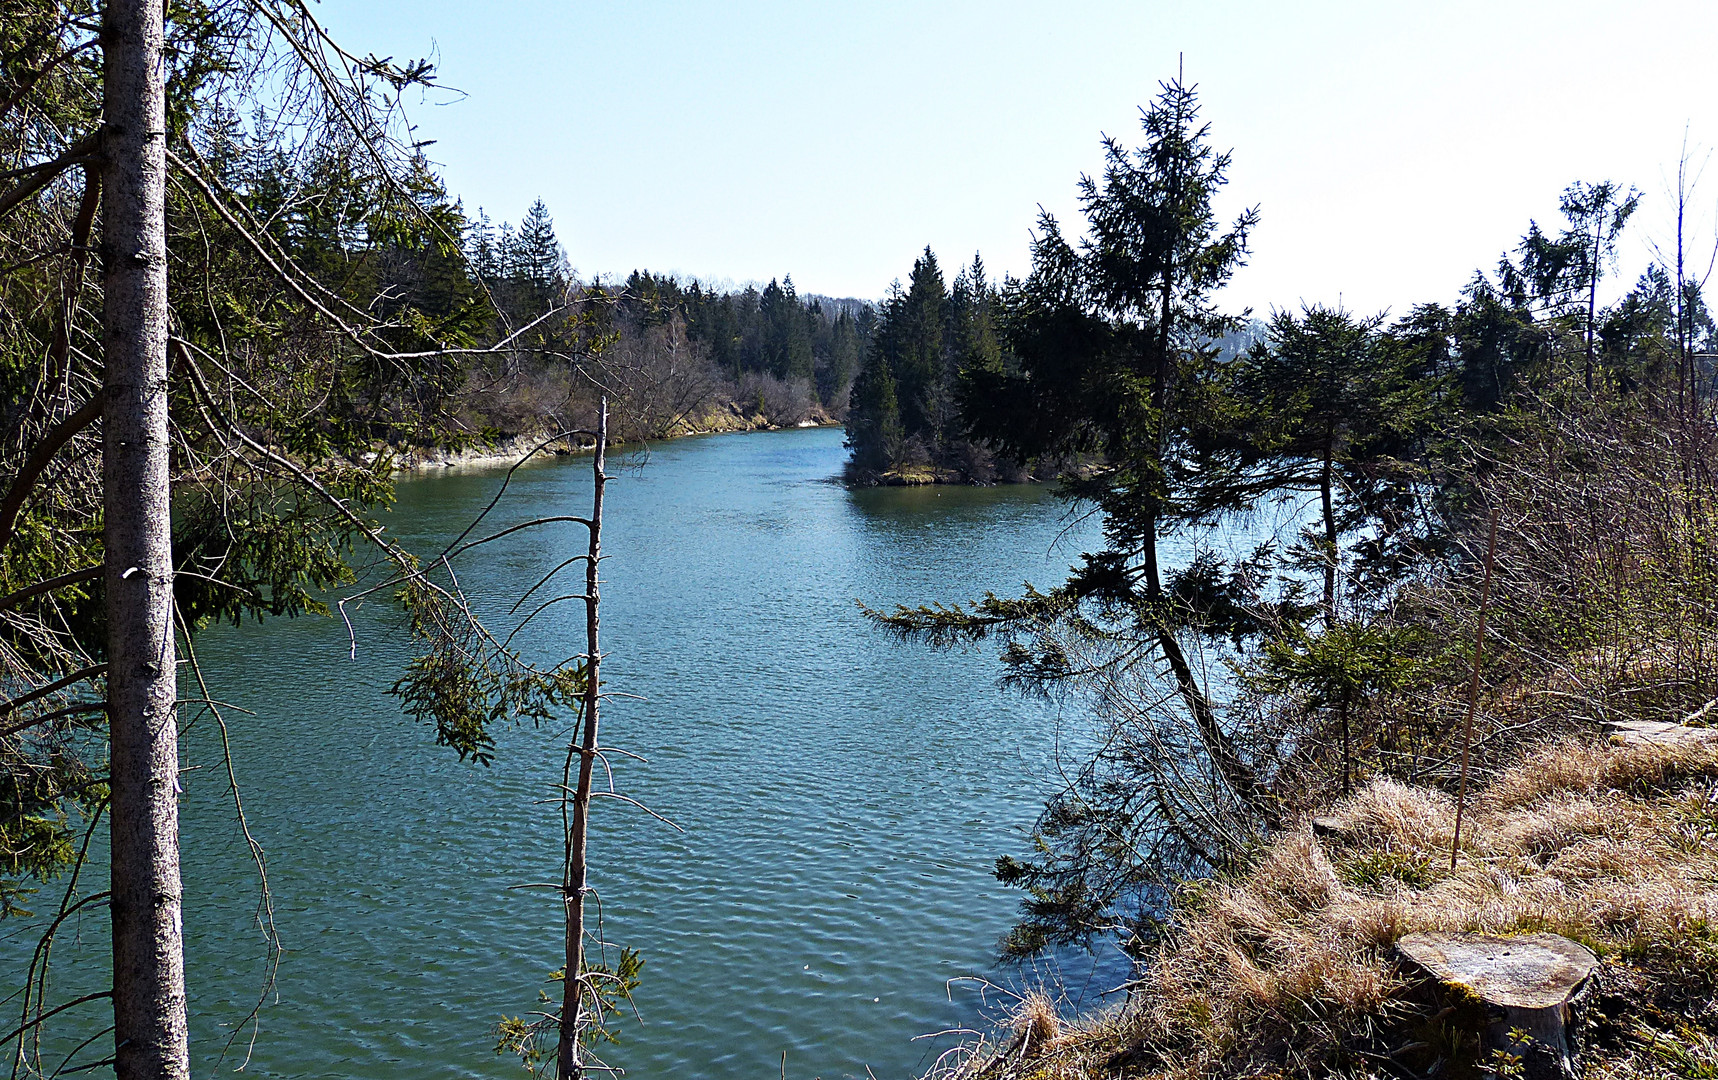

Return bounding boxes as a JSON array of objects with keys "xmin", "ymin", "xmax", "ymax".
[{"xmin": 934, "ymin": 736, "xmax": 1718, "ymax": 1080}]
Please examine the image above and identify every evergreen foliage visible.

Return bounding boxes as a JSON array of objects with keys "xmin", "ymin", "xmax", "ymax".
[
  {"xmin": 844, "ymin": 250, "xmax": 1009, "ymax": 481},
  {"xmin": 0, "ymin": 3, "xmax": 629, "ymax": 1069},
  {"xmin": 870, "ymin": 73, "xmax": 1718, "ymax": 970}
]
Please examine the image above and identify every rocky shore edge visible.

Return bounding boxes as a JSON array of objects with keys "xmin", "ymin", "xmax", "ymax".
[{"xmin": 392, "ymin": 403, "xmax": 842, "ymax": 471}]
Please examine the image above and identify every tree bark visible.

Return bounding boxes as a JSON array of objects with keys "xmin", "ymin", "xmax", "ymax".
[
  {"xmin": 102, "ymin": 1, "xmax": 189, "ymax": 1076},
  {"xmin": 1585, "ymin": 217, "xmax": 1601, "ymax": 392},
  {"xmin": 1321, "ymin": 429, "xmax": 1336, "ymax": 628},
  {"xmin": 559, "ymin": 400, "xmax": 606, "ymax": 1080}
]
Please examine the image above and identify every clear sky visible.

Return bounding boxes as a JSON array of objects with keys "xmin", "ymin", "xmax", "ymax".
[{"xmin": 318, "ymin": 0, "xmax": 1718, "ymax": 316}]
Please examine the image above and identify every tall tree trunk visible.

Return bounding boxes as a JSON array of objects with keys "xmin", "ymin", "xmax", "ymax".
[
  {"xmin": 559, "ymin": 401, "xmax": 606, "ymax": 1080},
  {"xmin": 1321, "ymin": 430, "xmax": 1337, "ymax": 628},
  {"xmin": 1138, "ymin": 214, "xmax": 1272, "ymax": 824},
  {"xmin": 103, "ymin": 1, "xmax": 189, "ymax": 1077},
  {"xmin": 1585, "ymin": 219, "xmax": 1601, "ymax": 392},
  {"xmin": 1150, "ymin": 617, "xmax": 1274, "ymax": 823}
]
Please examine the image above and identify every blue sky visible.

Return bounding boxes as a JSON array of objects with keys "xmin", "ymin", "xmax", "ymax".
[{"xmin": 320, "ymin": 0, "xmax": 1718, "ymax": 315}]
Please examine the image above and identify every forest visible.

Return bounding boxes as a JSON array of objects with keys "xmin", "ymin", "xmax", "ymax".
[{"xmin": 5, "ymin": 0, "xmax": 1718, "ymax": 1079}]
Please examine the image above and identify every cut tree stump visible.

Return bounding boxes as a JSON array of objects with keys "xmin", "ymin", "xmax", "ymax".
[
  {"xmin": 1605, "ymin": 718, "xmax": 1718, "ymax": 748},
  {"xmin": 1309, "ymin": 815, "xmax": 1351, "ymax": 841},
  {"xmin": 1396, "ymin": 931, "xmax": 1599, "ymax": 1080}
]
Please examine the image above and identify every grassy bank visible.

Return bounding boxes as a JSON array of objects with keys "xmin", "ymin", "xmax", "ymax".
[{"xmin": 942, "ymin": 732, "xmax": 1718, "ymax": 1080}]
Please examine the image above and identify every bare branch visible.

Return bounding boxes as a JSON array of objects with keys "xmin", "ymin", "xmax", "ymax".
[
  {"xmin": 0, "ymin": 396, "xmax": 102, "ymax": 552},
  {"xmin": 0, "ymin": 566, "xmax": 101, "ymax": 612},
  {"xmin": 0, "ymin": 134, "xmax": 100, "ymax": 223}
]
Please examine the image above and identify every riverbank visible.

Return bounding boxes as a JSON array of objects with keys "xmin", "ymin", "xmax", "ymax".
[
  {"xmin": 940, "ymin": 724, "xmax": 1718, "ymax": 1080},
  {"xmin": 844, "ymin": 452, "xmax": 1089, "ymax": 487},
  {"xmin": 845, "ymin": 461, "xmax": 1094, "ymax": 487},
  {"xmin": 845, "ymin": 464, "xmax": 1053, "ymax": 487},
  {"xmin": 394, "ymin": 401, "xmax": 842, "ymax": 470}
]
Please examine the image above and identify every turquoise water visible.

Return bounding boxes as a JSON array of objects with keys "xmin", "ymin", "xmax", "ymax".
[{"xmin": 15, "ymin": 427, "xmax": 1124, "ymax": 1078}]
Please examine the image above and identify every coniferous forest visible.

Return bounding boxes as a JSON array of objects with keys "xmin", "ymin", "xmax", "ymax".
[{"xmin": 5, "ymin": 3, "xmax": 1718, "ymax": 1080}]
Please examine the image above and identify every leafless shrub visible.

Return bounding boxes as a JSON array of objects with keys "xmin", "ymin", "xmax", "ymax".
[
  {"xmin": 1260, "ymin": 392, "xmax": 1718, "ymax": 817},
  {"xmin": 736, "ymin": 371, "xmax": 816, "ymax": 427},
  {"xmin": 595, "ymin": 313, "xmax": 723, "ymax": 441}
]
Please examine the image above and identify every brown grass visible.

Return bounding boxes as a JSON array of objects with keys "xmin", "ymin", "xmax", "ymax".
[{"xmin": 934, "ymin": 737, "xmax": 1718, "ymax": 1080}]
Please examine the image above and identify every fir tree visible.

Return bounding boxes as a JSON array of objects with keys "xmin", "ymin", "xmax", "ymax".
[
  {"xmin": 513, "ymin": 198, "xmax": 566, "ymax": 314},
  {"xmin": 1235, "ymin": 305, "xmax": 1389, "ymax": 623},
  {"xmin": 893, "ymin": 249, "xmax": 948, "ymax": 440},
  {"xmin": 468, "ymin": 208, "xmax": 499, "ymax": 281},
  {"xmin": 845, "ymin": 324, "xmax": 904, "ymax": 474}
]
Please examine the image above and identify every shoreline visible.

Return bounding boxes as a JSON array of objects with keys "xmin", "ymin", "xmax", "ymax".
[{"xmin": 393, "ymin": 412, "xmax": 841, "ymax": 472}]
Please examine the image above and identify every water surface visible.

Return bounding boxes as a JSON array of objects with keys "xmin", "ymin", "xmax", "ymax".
[{"xmin": 28, "ymin": 427, "xmax": 1123, "ymax": 1078}]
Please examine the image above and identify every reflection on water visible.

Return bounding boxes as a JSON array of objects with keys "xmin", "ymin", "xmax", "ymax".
[{"xmin": 15, "ymin": 427, "xmax": 1132, "ymax": 1079}]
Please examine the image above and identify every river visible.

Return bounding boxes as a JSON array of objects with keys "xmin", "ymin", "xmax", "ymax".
[{"xmin": 15, "ymin": 426, "xmax": 1125, "ymax": 1079}]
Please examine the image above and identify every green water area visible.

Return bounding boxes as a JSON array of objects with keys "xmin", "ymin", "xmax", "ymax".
[{"xmin": 13, "ymin": 427, "xmax": 1133, "ymax": 1078}]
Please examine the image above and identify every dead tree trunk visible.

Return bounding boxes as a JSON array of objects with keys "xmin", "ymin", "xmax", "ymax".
[
  {"xmin": 559, "ymin": 400, "xmax": 606, "ymax": 1080},
  {"xmin": 102, "ymin": 1, "xmax": 189, "ymax": 1077}
]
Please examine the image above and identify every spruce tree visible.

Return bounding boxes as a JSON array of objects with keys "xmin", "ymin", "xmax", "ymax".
[
  {"xmin": 513, "ymin": 198, "xmax": 566, "ymax": 315},
  {"xmin": 759, "ymin": 277, "xmax": 814, "ymax": 381},
  {"xmin": 951, "ymin": 253, "xmax": 1002, "ymax": 381},
  {"xmin": 889, "ymin": 75, "xmax": 1270, "ymax": 833},
  {"xmin": 468, "ymin": 208, "xmax": 499, "ymax": 281},
  {"xmin": 845, "ymin": 339, "xmax": 903, "ymax": 475},
  {"xmin": 1236, "ymin": 305, "xmax": 1388, "ymax": 623},
  {"xmin": 962, "ymin": 76, "xmax": 1257, "ymax": 605},
  {"xmin": 893, "ymin": 249, "xmax": 948, "ymax": 440}
]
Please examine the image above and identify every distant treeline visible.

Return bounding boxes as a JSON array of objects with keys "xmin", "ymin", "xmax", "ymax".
[
  {"xmin": 610, "ymin": 271, "xmax": 869, "ymax": 408},
  {"xmin": 450, "ymin": 203, "xmax": 873, "ymax": 441}
]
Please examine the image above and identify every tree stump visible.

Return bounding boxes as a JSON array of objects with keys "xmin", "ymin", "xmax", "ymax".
[
  {"xmin": 1606, "ymin": 718, "xmax": 1718, "ymax": 748},
  {"xmin": 1396, "ymin": 931, "xmax": 1599, "ymax": 1080},
  {"xmin": 1309, "ymin": 815, "xmax": 1351, "ymax": 841}
]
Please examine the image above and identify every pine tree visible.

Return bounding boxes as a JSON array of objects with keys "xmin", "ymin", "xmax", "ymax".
[
  {"xmin": 513, "ymin": 198, "xmax": 566, "ymax": 315},
  {"xmin": 822, "ymin": 309, "xmax": 864, "ymax": 402},
  {"xmin": 845, "ymin": 333, "xmax": 903, "ymax": 475},
  {"xmin": 1236, "ymin": 305, "xmax": 1389, "ymax": 623},
  {"xmin": 902, "ymin": 75, "xmax": 1272, "ymax": 830},
  {"xmin": 951, "ymin": 254, "xmax": 1002, "ymax": 379},
  {"xmin": 1497, "ymin": 181, "xmax": 1640, "ymax": 390},
  {"xmin": 893, "ymin": 249, "xmax": 947, "ymax": 440},
  {"xmin": 1453, "ymin": 274, "xmax": 1551, "ymax": 409},
  {"xmin": 468, "ymin": 208, "xmax": 499, "ymax": 281},
  {"xmin": 759, "ymin": 277, "xmax": 814, "ymax": 381},
  {"xmin": 1562, "ymin": 181, "xmax": 1640, "ymax": 390}
]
